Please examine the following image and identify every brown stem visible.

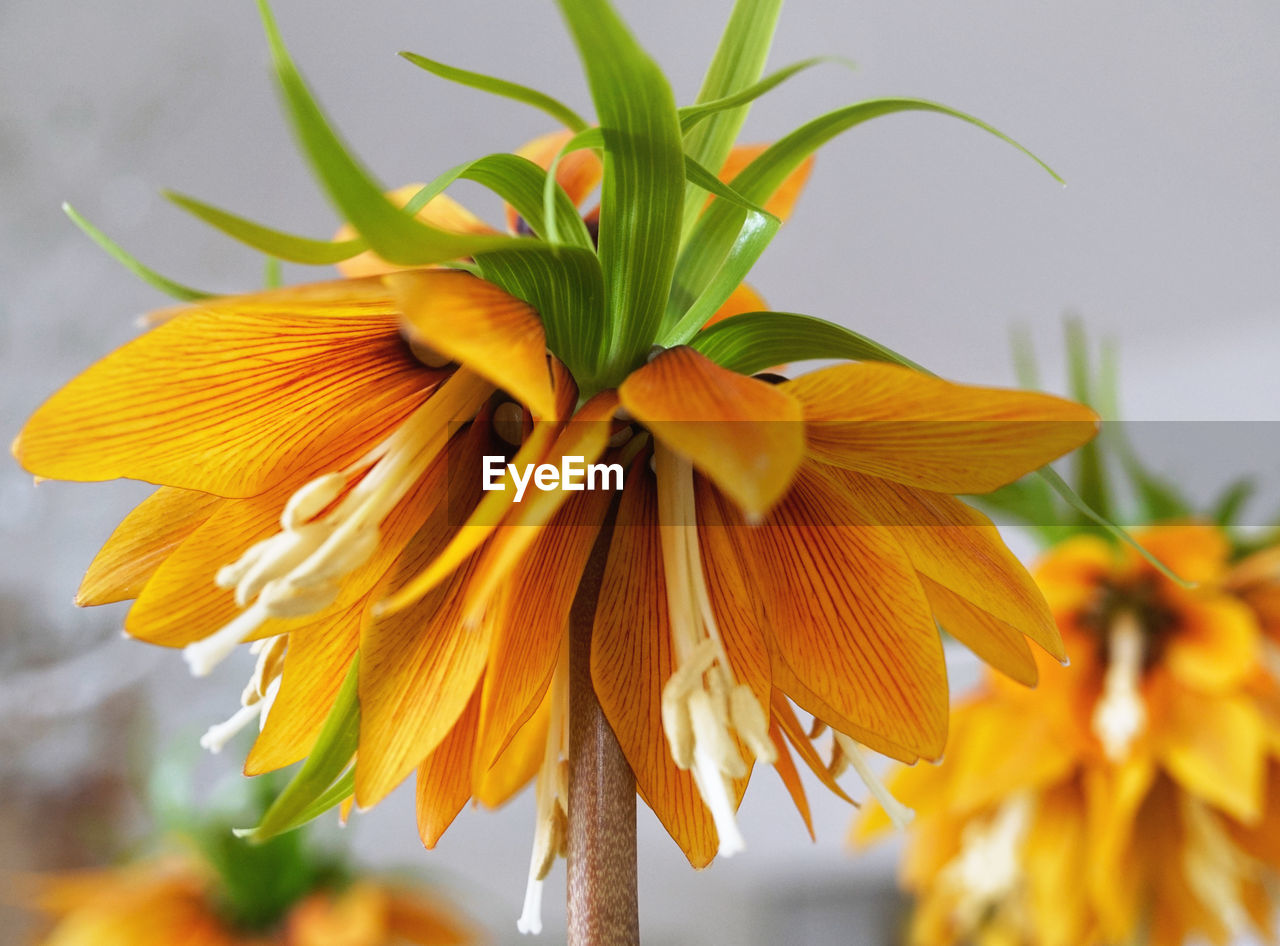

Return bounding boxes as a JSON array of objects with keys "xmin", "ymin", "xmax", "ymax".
[{"xmin": 567, "ymin": 516, "xmax": 639, "ymax": 946}]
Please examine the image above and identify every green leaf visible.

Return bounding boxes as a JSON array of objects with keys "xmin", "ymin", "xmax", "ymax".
[
  {"xmin": 63, "ymin": 203, "xmax": 216, "ymax": 302},
  {"xmin": 164, "ymin": 191, "xmax": 365, "ymax": 264},
  {"xmin": 413, "ymin": 152, "xmax": 593, "ymax": 250},
  {"xmin": 399, "ymin": 51, "xmax": 589, "ymax": 132},
  {"xmin": 673, "ymin": 98, "xmax": 1063, "ymax": 330},
  {"xmin": 475, "ymin": 244, "xmax": 607, "ymax": 396},
  {"xmin": 238, "ymin": 657, "xmax": 360, "ymax": 843},
  {"xmin": 680, "ymin": 0, "xmax": 782, "ymax": 237},
  {"xmin": 556, "ymin": 0, "xmax": 686, "ymax": 381},
  {"xmin": 688, "ymin": 311, "xmax": 926, "ymax": 375},
  {"xmin": 678, "ymin": 56, "xmax": 853, "ymax": 136},
  {"xmin": 263, "ymin": 256, "xmax": 283, "ymax": 288},
  {"xmin": 1036, "ymin": 467, "xmax": 1193, "ymax": 586},
  {"xmin": 540, "ymin": 126, "xmax": 603, "ymax": 246},
  {"xmin": 1064, "ymin": 317, "xmax": 1113, "ymax": 523},
  {"xmin": 258, "ymin": 0, "xmax": 525, "ymax": 266},
  {"xmin": 1211, "ymin": 477, "xmax": 1256, "ymax": 528}
]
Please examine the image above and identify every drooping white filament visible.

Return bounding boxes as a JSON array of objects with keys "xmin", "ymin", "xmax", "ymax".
[
  {"xmin": 654, "ymin": 444, "xmax": 775, "ymax": 859},
  {"xmin": 937, "ymin": 794, "xmax": 1032, "ymax": 934}
]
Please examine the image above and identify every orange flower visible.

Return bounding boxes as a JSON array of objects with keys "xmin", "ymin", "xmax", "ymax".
[
  {"xmin": 18, "ymin": 859, "xmax": 473, "ymax": 946},
  {"xmin": 858, "ymin": 525, "xmax": 1280, "ymax": 946},
  {"xmin": 16, "ymin": 114, "xmax": 1098, "ymax": 931}
]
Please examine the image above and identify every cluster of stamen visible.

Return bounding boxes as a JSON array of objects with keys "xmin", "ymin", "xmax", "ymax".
[
  {"xmin": 937, "ymin": 794, "xmax": 1032, "ymax": 935},
  {"xmin": 184, "ymin": 377, "xmax": 480, "ymax": 679},
  {"xmin": 654, "ymin": 445, "xmax": 775, "ymax": 857},
  {"xmin": 518, "ymin": 647, "xmax": 571, "ymax": 936},
  {"xmin": 1091, "ymin": 609, "xmax": 1148, "ymax": 760},
  {"xmin": 1181, "ymin": 795, "xmax": 1254, "ymax": 937},
  {"xmin": 199, "ymin": 635, "xmax": 287, "ymax": 753},
  {"xmin": 826, "ymin": 728, "xmax": 915, "ymax": 830}
]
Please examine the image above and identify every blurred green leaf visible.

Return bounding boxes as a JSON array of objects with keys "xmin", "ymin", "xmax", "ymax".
[
  {"xmin": 1211, "ymin": 477, "xmax": 1257, "ymax": 528},
  {"xmin": 63, "ymin": 203, "xmax": 216, "ymax": 302},
  {"xmin": 399, "ymin": 51, "xmax": 588, "ymax": 132}
]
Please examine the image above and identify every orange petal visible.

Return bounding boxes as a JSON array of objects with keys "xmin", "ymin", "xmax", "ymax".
[
  {"xmin": 739, "ymin": 463, "xmax": 949, "ymax": 758},
  {"xmin": 78, "ymin": 487, "xmax": 224, "ymax": 606},
  {"xmin": 784, "ymin": 361, "xmax": 1099, "ymax": 494},
  {"xmin": 702, "ymin": 283, "xmax": 767, "ymax": 328},
  {"xmin": 1032, "ymin": 534, "xmax": 1116, "ymax": 617},
  {"xmin": 383, "ymin": 888, "xmax": 475, "ymax": 946},
  {"xmin": 337, "ymin": 184, "xmax": 497, "ymax": 278},
  {"xmin": 416, "ymin": 684, "xmax": 481, "ymax": 848},
  {"xmin": 475, "ymin": 690, "xmax": 550, "ymax": 809},
  {"xmin": 460, "ymin": 391, "xmax": 618, "ymax": 622},
  {"xmin": 719, "ymin": 144, "xmax": 814, "ymax": 222},
  {"xmin": 829, "ymin": 468, "xmax": 1064, "ymax": 661},
  {"xmin": 1163, "ymin": 593, "xmax": 1261, "ymax": 692},
  {"xmin": 473, "ymin": 489, "xmax": 608, "ymax": 774},
  {"xmin": 16, "ymin": 282, "xmax": 440, "ymax": 497},
  {"xmin": 922, "ymin": 577, "xmax": 1038, "ymax": 686},
  {"xmin": 770, "ymin": 690, "xmax": 857, "ymax": 802},
  {"xmin": 245, "ymin": 606, "xmax": 362, "ymax": 775},
  {"xmin": 768, "ymin": 720, "xmax": 815, "ymax": 840},
  {"xmin": 591, "ymin": 464, "xmax": 720, "ymax": 867},
  {"xmin": 619, "ymin": 346, "xmax": 803, "ymax": 518},
  {"xmin": 504, "ymin": 130, "xmax": 604, "ymax": 232},
  {"xmin": 386, "ymin": 270, "xmax": 556, "ymax": 419},
  {"xmin": 1125, "ymin": 524, "xmax": 1230, "ymax": 585},
  {"xmin": 1159, "ymin": 687, "xmax": 1266, "ymax": 823},
  {"xmin": 355, "ymin": 443, "xmax": 495, "ymax": 807}
]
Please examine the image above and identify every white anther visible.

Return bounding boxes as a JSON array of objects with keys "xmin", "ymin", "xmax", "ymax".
[
  {"xmin": 281, "ymin": 472, "xmax": 348, "ymax": 530},
  {"xmin": 691, "ymin": 746, "xmax": 746, "ymax": 858},
  {"xmin": 834, "ymin": 732, "xmax": 914, "ymax": 830},
  {"xmin": 284, "ymin": 522, "xmax": 380, "ymax": 589},
  {"xmin": 231, "ymin": 525, "xmax": 330, "ymax": 607},
  {"xmin": 516, "ymin": 878, "xmax": 544, "ymax": 936},
  {"xmin": 260, "ymin": 578, "xmax": 341, "ymax": 618},
  {"xmin": 199, "ymin": 701, "xmax": 262, "ymax": 753},
  {"xmin": 183, "ymin": 600, "xmax": 269, "ymax": 677},
  {"xmin": 688, "ymin": 689, "xmax": 747, "ymax": 779},
  {"xmin": 729, "ymin": 684, "xmax": 777, "ymax": 765}
]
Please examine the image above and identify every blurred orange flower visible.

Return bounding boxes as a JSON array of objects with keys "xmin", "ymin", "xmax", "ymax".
[{"xmin": 858, "ymin": 524, "xmax": 1280, "ymax": 946}]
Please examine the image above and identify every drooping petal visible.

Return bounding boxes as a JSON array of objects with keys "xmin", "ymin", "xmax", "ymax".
[
  {"xmin": 16, "ymin": 283, "xmax": 440, "ymax": 497},
  {"xmin": 473, "ymin": 489, "xmax": 609, "ymax": 775},
  {"xmin": 337, "ymin": 184, "xmax": 497, "ymax": 278},
  {"xmin": 245, "ymin": 606, "xmax": 363, "ymax": 775},
  {"xmin": 460, "ymin": 391, "xmax": 619, "ymax": 622},
  {"xmin": 738, "ymin": 463, "xmax": 949, "ymax": 758},
  {"xmin": 504, "ymin": 130, "xmax": 604, "ymax": 232},
  {"xmin": 770, "ymin": 690, "xmax": 857, "ymax": 802},
  {"xmin": 1123, "ymin": 524, "xmax": 1230, "ymax": 585},
  {"xmin": 827, "ymin": 466, "xmax": 1064, "ymax": 661},
  {"xmin": 922, "ymin": 577, "xmax": 1039, "ymax": 686},
  {"xmin": 416, "ymin": 684, "xmax": 481, "ymax": 848},
  {"xmin": 591, "ymin": 465, "xmax": 720, "ymax": 866},
  {"xmin": 784, "ymin": 361, "xmax": 1099, "ymax": 494},
  {"xmin": 619, "ymin": 345, "xmax": 803, "ymax": 518},
  {"xmin": 78, "ymin": 487, "xmax": 224, "ymax": 606},
  {"xmin": 474, "ymin": 690, "xmax": 550, "ymax": 809},
  {"xmin": 1162, "ymin": 593, "xmax": 1261, "ymax": 692},
  {"xmin": 768, "ymin": 720, "xmax": 815, "ymax": 839},
  {"xmin": 386, "ymin": 269, "xmax": 557, "ymax": 419},
  {"xmin": 719, "ymin": 144, "xmax": 814, "ymax": 221}
]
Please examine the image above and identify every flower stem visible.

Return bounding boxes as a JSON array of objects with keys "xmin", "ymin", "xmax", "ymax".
[{"xmin": 567, "ymin": 515, "xmax": 639, "ymax": 946}]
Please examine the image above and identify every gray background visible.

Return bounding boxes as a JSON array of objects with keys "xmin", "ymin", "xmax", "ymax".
[{"xmin": 2, "ymin": 0, "xmax": 1278, "ymax": 943}]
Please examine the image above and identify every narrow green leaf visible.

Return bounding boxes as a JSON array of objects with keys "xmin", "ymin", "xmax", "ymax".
[
  {"xmin": 411, "ymin": 153, "xmax": 593, "ymax": 250},
  {"xmin": 680, "ymin": 0, "xmax": 783, "ymax": 237},
  {"xmin": 678, "ymin": 56, "xmax": 853, "ymax": 135},
  {"xmin": 673, "ymin": 98, "xmax": 1063, "ymax": 328},
  {"xmin": 63, "ymin": 203, "xmax": 216, "ymax": 302},
  {"xmin": 165, "ymin": 191, "xmax": 365, "ymax": 264},
  {"xmin": 475, "ymin": 245, "xmax": 607, "ymax": 395},
  {"xmin": 688, "ymin": 311, "xmax": 926, "ymax": 375},
  {"xmin": 239, "ymin": 657, "xmax": 360, "ymax": 843},
  {"xmin": 1064, "ymin": 318, "xmax": 1112, "ymax": 523},
  {"xmin": 556, "ymin": 0, "xmax": 685, "ymax": 381},
  {"xmin": 682, "ymin": 155, "xmax": 777, "ymax": 217},
  {"xmin": 1009, "ymin": 325, "xmax": 1040, "ymax": 390},
  {"xmin": 258, "ymin": 0, "xmax": 524, "ymax": 266},
  {"xmin": 1211, "ymin": 477, "xmax": 1256, "ymax": 528},
  {"xmin": 399, "ymin": 51, "xmax": 589, "ymax": 132},
  {"xmin": 1037, "ymin": 467, "xmax": 1193, "ymax": 586},
  {"xmin": 263, "ymin": 256, "xmax": 283, "ymax": 288},
  {"xmin": 541, "ymin": 126, "xmax": 603, "ymax": 246}
]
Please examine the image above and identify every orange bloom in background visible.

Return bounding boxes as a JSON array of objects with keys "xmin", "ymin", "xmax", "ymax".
[
  {"xmin": 858, "ymin": 524, "xmax": 1280, "ymax": 946},
  {"xmin": 18, "ymin": 858, "xmax": 474, "ymax": 946},
  {"xmin": 15, "ymin": 117, "xmax": 1100, "ymax": 933}
]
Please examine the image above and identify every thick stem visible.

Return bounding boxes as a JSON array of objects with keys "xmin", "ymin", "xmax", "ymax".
[{"xmin": 567, "ymin": 517, "xmax": 639, "ymax": 946}]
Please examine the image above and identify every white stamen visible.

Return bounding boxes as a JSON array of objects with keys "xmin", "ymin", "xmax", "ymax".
[
  {"xmin": 654, "ymin": 444, "xmax": 775, "ymax": 859},
  {"xmin": 199, "ymin": 701, "xmax": 263, "ymax": 753},
  {"xmin": 1181, "ymin": 795, "xmax": 1253, "ymax": 937},
  {"xmin": 938, "ymin": 794, "xmax": 1032, "ymax": 934},
  {"xmin": 183, "ymin": 370, "xmax": 489, "ymax": 680},
  {"xmin": 516, "ymin": 878, "xmax": 544, "ymax": 936},
  {"xmin": 834, "ymin": 732, "xmax": 914, "ymax": 829},
  {"xmin": 1092, "ymin": 611, "xmax": 1147, "ymax": 760}
]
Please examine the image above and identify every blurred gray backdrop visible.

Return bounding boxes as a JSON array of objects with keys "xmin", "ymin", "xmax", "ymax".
[{"xmin": 2, "ymin": 0, "xmax": 1278, "ymax": 943}]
